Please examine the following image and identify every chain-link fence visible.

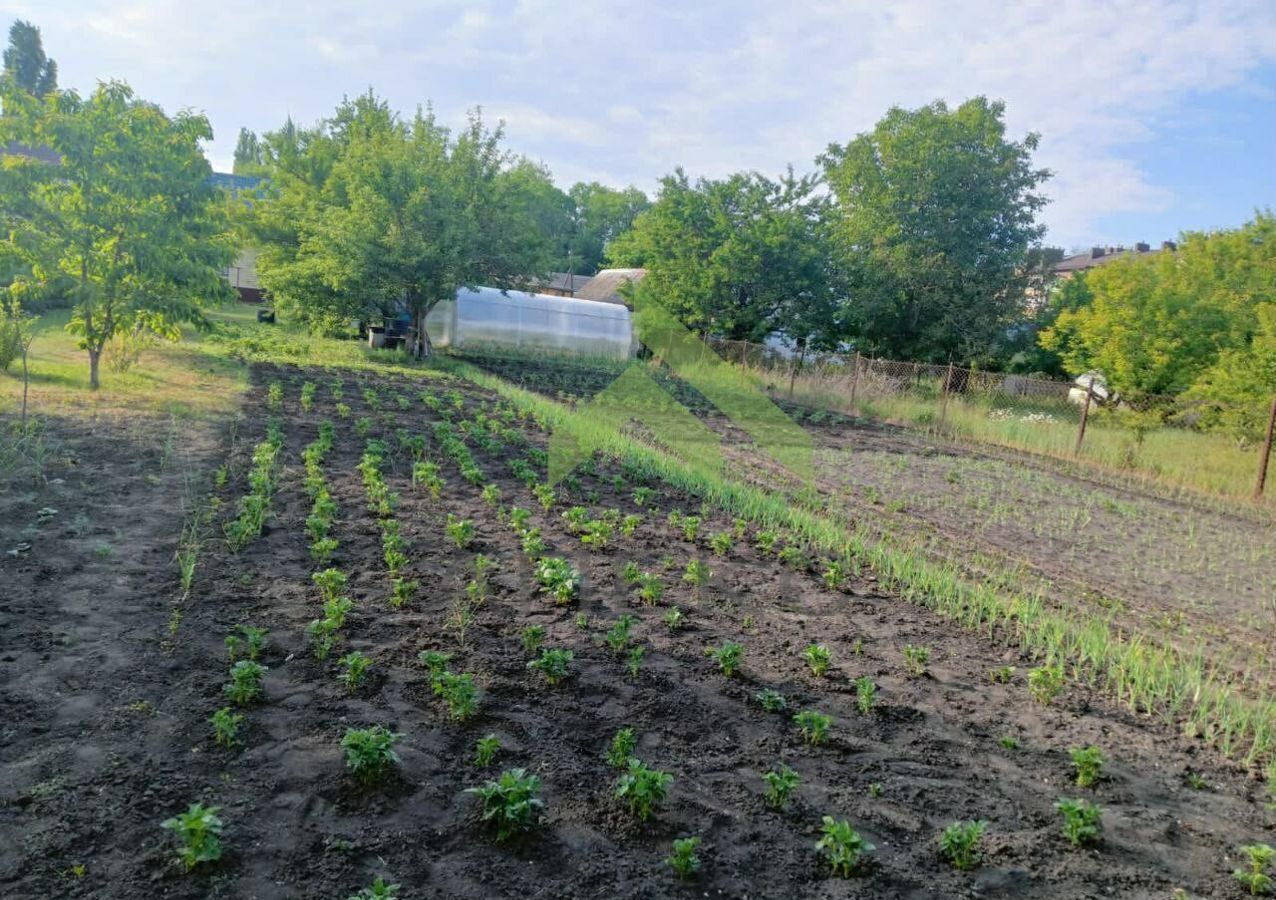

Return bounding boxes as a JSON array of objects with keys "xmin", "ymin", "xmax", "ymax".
[{"xmin": 703, "ymin": 337, "xmax": 1276, "ymax": 502}]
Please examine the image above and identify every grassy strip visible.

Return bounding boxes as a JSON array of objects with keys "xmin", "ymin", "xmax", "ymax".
[{"xmin": 446, "ymin": 357, "xmax": 1275, "ymax": 769}]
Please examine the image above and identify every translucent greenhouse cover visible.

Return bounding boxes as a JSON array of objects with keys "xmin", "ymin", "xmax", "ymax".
[{"xmin": 425, "ymin": 286, "xmax": 636, "ymax": 360}]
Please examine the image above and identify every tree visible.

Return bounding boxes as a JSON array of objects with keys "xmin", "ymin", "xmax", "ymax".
[
  {"xmin": 3, "ymin": 19, "xmax": 56, "ymax": 98},
  {"xmin": 0, "ymin": 81, "xmax": 235, "ymax": 388},
  {"xmin": 1187, "ymin": 304, "xmax": 1276, "ymax": 444},
  {"xmin": 821, "ymin": 97, "xmax": 1050, "ymax": 363},
  {"xmin": 232, "ymin": 127, "xmax": 264, "ymax": 174},
  {"xmin": 566, "ymin": 182, "xmax": 649, "ymax": 275},
  {"xmin": 1039, "ymin": 214, "xmax": 1276, "ymax": 396},
  {"xmin": 244, "ymin": 92, "xmax": 553, "ymax": 355},
  {"xmin": 608, "ymin": 167, "xmax": 835, "ymax": 345}
]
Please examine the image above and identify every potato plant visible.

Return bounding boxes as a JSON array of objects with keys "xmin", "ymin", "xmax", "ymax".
[
  {"xmin": 854, "ymin": 676, "xmax": 876, "ymax": 714},
  {"xmin": 939, "ymin": 819, "xmax": 988, "ymax": 870},
  {"xmin": 434, "ymin": 671, "xmax": 479, "ymax": 720},
  {"xmin": 763, "ymin": 764, "xmax": 800, "ymax": 808},
  {"xmin": 224, "ymin": 660, "xmax": 266, "ymax": 705},
  {"xmin": 160, "ymin": 803, "xmax": 224, "ymax": 871},
  {"xmin": 1233, "ymin": 843, "xmax": 1274, "ymax": 896},
  {"xmin": 756, "ymin": 689, "xmax": 788, "ymax": 713},
  {"xmin": 616, "ymin": 758, "xmax": 673, "ymax": 821},
  {"xmin": 528, "ymin": 648, "xmax": 574, "ymax": 686},
  {"xmin": 348, "ymin": 876, "xmax": 400, "ymax": 900},
  {"xmin": 902, "ymin": 644, "xmax": 930, "ymax": 676},
  {"xmin": 804, "ymin": 644, "xmax": 831, "ymax": 677},
  {"xmin": 815, "ymin": 816, "xmax": 874, "ymax": 877},
  {"xmin": 666, "ymin": 836, "xmax": 701, "ymax": 880},
  {"xmin": 663, "ymin": 607, "xmax": 685, "ymax": 630},
  {"xmin": 210, "ymin": 707, "xmax": 243, "ymax": 748},
  {"xmin": 1055, "ymin": 797, "xmax": 1103, "ymax": 846},
  {"xmin": 708, "ymin": 531, "xmax": 732, "ymax": 556},
  {"xmin": 466, "ymin": 768, "xmax": 544, "ymax": 842},
  {"xmin": 225, "ymin": 423, "xmax": 283, "ymax": 551},
  {"xmin": 711, "ymin": 641, "xmax": 743, "ymax": 676},
  {"xmin": 605, "ymin": 615, "xmax": 634, "ymax": 655},
  {"xmin": 474, "ymin": 735, "xmax": 501, "ymax": 767},
  {"xmin": 389, "ymin": 577, "xmax": 418, "ymax": 609},
  {"xmin": 521, "ymin": 625, "xmax": 546, "ymax": 654},
  {"xmin": 535, "ymin": 557, "xmax": 580, "ymax": 605},
  {"xmin": 341, "ymin": 726, "xmax": 403, "ymax": 782},
  {"xmin": 412, "ymin": 461, "xmax": 443, "ymax": 497},
  {"xmin": 1069, "ymin": 746, "xmax": 1105, "ymax": 787},
  {"xmin": 340, "ymin": 651, "xmax": 372, "ymax": 692},
  {"xmin": 608, "ymin": 727, "xmax": 637, "ymax": 768},
  {"xmin": 1029, "ymin": 665, "xmax": 1065, "ymax": 705},
  {"xmin": 794, "ymin": 709, "xmax": 831, "ymax": 745},
  {"xmin": 683, "ymin": 559, "xmax": 711, "ymax": 598}
]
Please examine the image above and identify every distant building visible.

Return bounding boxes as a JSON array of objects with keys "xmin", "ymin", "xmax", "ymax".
[
  {"xmin": 1052, "ymin": 241, "xmax": 1176, "ymax": 278},
  {"xmin": 209, "ymin": 172, "xmax": 266, "ymax": 301},
  {"xmin": 1, "ymin": 141, "xmax": 60, "ymax": 164},
  {"xmin": 571, "ymin": 268, "xmax": 647, "ymax": 306},
  {"xmin": 536, "ymin": 272, "xmax": 594, "ymax": 297}
]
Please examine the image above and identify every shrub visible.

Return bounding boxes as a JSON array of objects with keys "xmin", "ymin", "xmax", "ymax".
[
  {"xmin": 804, "ymin": 644, "xmax": 831, "ymax": 677},
  {"xmin": 528, "ymin": 648, "xmax": 574, "ymax": 686},
  {"xmin": 608, "ymin": 727, "xmax": 637, "ymax": 768},
  {"xmin": 939, "ymin": 820, "xmax": 988, "ymax": 870},
  {"xmin": 666, "ymin": 836, "xmax": 702, "ymax": 880},
  {"xmin": 210, "ymin": 707, "xmax": 243, "ymax": 748},
  {"xmin": 474, "ymin": 734, "xmax": 501, "ymax": 767},
  {"xmin": 763, "ymin": 765, "xmax": 800, "ymax": 808},
  {"xmin": 815, "ymin": 816, "xmax": 874, "ymax": 877},
  {"xmin": 224, "ymin": 660, "xmax": 267, "ymax": 705},
  {"xmin": 341, "ymin": 726, "xmax": 403, "ymax": 782},
  {"xmin": 1055, "ymin": 797, "xmax": 1103, "ymax": 846},
  {"xmin": 1233, "ymin": 843, "xmax": 1274, "ymax": 896},
  {"xmin": 794, "ymin": 710, "xmax": 831, "ymax": 745},
  {"xmin": 1028, "ymin": 665, "xmax": 1065, "ymax": 704},
  {"xmin": 711, "ymin": 641, "xmax": 743, "ymax": 677},
  {"xmin": 616, "ymin": 758, "xmax": 673, "ymax": 821},
  {"xmin": 160, "ymin": 803, "xmax": 224, "ymax": 871},
  {"xmin": 1069, "ymin": 746, "xmax": 1105, "ymax": 787},
  {"xmin": 466, "ymin": 768, "xmax": 544, "ymax": 842}
]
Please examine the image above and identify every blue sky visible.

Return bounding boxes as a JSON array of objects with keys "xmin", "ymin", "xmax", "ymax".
[{"xmin": 6, "ymin": 0, "xmax": 1275, "ymax": 250}]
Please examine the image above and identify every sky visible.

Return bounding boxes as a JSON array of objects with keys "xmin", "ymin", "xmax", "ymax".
[{"xmin": 6, "ymin": 0, "xmax": 1276, "ymax": 250}]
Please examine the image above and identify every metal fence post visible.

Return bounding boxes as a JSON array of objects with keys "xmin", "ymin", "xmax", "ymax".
[
  {"xmin": 1074, "ymin": 382, "xmax": 1094, "ymax": 456},
  {"xmin": 1254, "ymin": 396, "xmax": 1276, "ymax": 499}
]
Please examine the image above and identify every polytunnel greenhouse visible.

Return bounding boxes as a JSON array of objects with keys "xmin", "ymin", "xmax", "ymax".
[{"xmin": 424, "ymin": 286, "xmax": 636, "ymax": 360}]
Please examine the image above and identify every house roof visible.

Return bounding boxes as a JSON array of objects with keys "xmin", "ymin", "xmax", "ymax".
[
  {"xmin": 571, "ymin": 268, "xmax": 647, "ymax": 306},
  {"xmin": 1, "ymin": 142, "xmax": 61, "ymax": 164},
  {"xmin": 1053, "ymin": 243, "xmax": 1171, "ymax": 274},
  {"xmin": 537, "ymin": 272, "xmax": 594, "ymax": 294}
]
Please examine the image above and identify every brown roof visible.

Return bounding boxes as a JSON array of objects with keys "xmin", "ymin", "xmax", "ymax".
[
  {"xmin": 1053, "ymin": 242, "xmax": 1171, "ymax": 274},
  {"xmin": 571, "ymin": 268, "xmax": 647, "ymax": 306},
  {"xmin": 536, "ymin": 272, "xmax": 594, "ymax": 294}
]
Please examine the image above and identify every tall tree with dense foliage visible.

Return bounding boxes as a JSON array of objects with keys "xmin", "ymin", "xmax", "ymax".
[
  {"xmin": 245, "ymin": 92, "xmax": 553, "ymax": 354},
  {"xmin": 821, "ymin": 97, "xmax": 1050, "ymax": 363},
  {"xmin": 0, "ymin": 81, "xmax": 235, "ymax": 388},
  {"xmin": 566, "ymin": 182, "xmax": 649, "ymax": 275},
  {"xmin": 232, "ymin": 127, "xmax": 264, "ymax": 174},
  {"xmin": 608, "ymin": 167, "xmax": 836, "ymax": 345},
  {"xmin": 1039, "ymin": 214, "xmax": 1276, "ymax": 397},
  {"xmin": 3, "ymin": 20, "xmax": 56, "ymax": 98}
]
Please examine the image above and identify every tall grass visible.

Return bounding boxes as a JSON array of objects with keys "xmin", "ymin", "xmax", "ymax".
[{"xmin": 448, "ymin": 358, "xmax": 1275, "ymax": 769}]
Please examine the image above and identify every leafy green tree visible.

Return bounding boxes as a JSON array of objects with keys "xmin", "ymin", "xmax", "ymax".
[
  {"xmin": 609, "ymin": 167, "xmax": 835, "ymax": 344},
  {"xmin": 3, "ymin": 19, "xmax": 56, "ymax": 98},
  {"xmin": 1187, "ymin": 304, "xmax": 1276, "ymax": 443},
  {"xmin": 821, "ymin": 97, "xmax": 1050, "ymax": 363},
  {"xmin": 567, "ymin": 182, "xmax": 649, "ymax": 275},
  {"xmin": 1040, "ymin": 214, "xmax": 1276, "ymax": 396},
  {"xmin": 245, "ymin": 91, "xmax": 553, "ymax": 354},
  {"xmin": 0, "ymin": 81, "xmax": 235, "ymax": 388},
  {"xmin": 232, "ymin": 127, "xmax": 264, "ymax": 175}
]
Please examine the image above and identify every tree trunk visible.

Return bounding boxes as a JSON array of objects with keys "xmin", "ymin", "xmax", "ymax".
[
  {"xmin": 413, "ymin": 309, "xmax": 433, "ymax": 359},
  {"xmin": 89, "ymin": 347, "xmax": 102, "ymax": 390}
]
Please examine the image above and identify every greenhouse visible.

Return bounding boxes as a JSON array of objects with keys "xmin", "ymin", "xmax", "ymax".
[{"xmin": 424, "ymin": 285, "xmax": 636, "ymax": 360}]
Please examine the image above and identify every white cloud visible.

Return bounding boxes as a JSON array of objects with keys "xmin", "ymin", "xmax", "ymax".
[{"xmin": 9, "ymin": 0, "xmax": 1276, "ymax": 244}]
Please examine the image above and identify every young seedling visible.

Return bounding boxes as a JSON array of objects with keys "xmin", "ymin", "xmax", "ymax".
[
  {"xmin": 632, "ymin": 487, "xmax": 655, "ymax": 506},
  {"xmin": 763, "ymin": 765, "xmax": 800, "ymax": 808},
  {"xmin": 902, "ymin": 644, "xmax": 930, "ymax": 677},
  {"xmin": 1028, "ymin": 665, "xmax": 1065, "ymax": 705},
  {"xmin": 711, "ymin": 641, "xmax": 743, "ymax": 677},
  {"xmin": 804, "ymin": 644, "xmax": 832, "ymax": 677},
  {"xmin": 389, "ymin": 577, "xmax": 418, "ymax": 609},
  {"xmin": 535, "ymin": 557, "xmax": 580, "ymax": 605},
  {"xmin": 412, "ymin": 461, "xmax": 443, "ymax": 497},
  {"xmin": 616, "ymin": 758, "xmax": 673, "ymax": 821},
  {"xmin": 528, "ymin": 648, "xmax": 574, "ymax": 686},
  {"xmin": 663, "ymin": 607, "xmax": 685, "ymax": 630},
  {"xmin": 821, "ymin": 560, "xmax": 846, "ymax": 590},
  {"xmin": 446, "ymin": 514, "xmax": 475, "ymax": 549},
  {"xmin": 481, "ymin": 483, "xmax": 502, "ymax": 506},
  {"xmin": 815, "ymin": 816, "xmax": 874, "ymax": 877},
  {"xmin": 160, "ymin": 803, "xmax": 224, "ymax": 871},
  {"xmin": 627, "ymin": 645, "xmax": 644, "ymax": 679},
  {"xmin": 340, "ymin": 651, "xmax": 372, "ymax": 692},
  {"xmin": 988, "ymin": 666, "xmax": 1014, "ymax": 684},
  {"xmin": 521, "ymin": 625, "xmax": 547, "ymax": 654},
  {"xmin": 709, "ymin": 531, "xmax": 732, "ymax": 556},
  {"xmin": 532, "ymin": 484, "xmax": 555, "ymax": 512},
  {"xmin": 605, "ymin": 615, "xmax": 634, "ymax": 655},
  {"xmin": 474, "ymin": 734, "xmax": 501, "ymax": 768},
  {"xmin": 777, "ymin": 545, "xmax": 807, "ymax": 570},
  {"xmin": 683, "ymin": 559, "xmax": 711, "ymax": 598},
  {"xmin": 466, "ymin": 768, "xmax": 544, "ymax": 842},
  {"xmin": 1069, "ymin": 746, "xmax": 1105, "ymax": 787},
  {"xmin": 666, "ymin": 836, "xmax": 701, "ymax": 880},
  {"xmin": 794, "ymin": 709, "xmax": 831, "ymax": 745},
  {"xmin": 621, "ymin": 561, "xmax": 641, "ymax": 584},
  {"xmin": 349, "ymin": 876, "xmax": 400, "ymax": 899},
  {"xmin": 755, "ymin": 530, "xmax": 778, "ymax": 554},
  {"xmin": 756, "ymin": 689, "xmax": 788, "ymax": 713},
  {"xmin": 1233, "ymin": 843, "xmax": 1274, "ymax": 896},
  {"xmin": 313, "ymin": 568, "xmax": 348, "ymax": 603},
  {"xmin": 607, "ymin": 727, "xmax": 637, "ymax": 768},
  {"xmin": 436, "ymin": 672, "xmax": 479, "ymax": 720},
  {"xmin": 1055, "ymin": 797, "xmax": 1103, "ymax": 847},
  {"xmin": 224, "ymin": 660, "xmax": 267, "ymax": 705},
  {"xmin": 341, "ymin": 726, "xmax": 403, "ymax": 783},
  {"xmin": 939, "ymin": 820, "xmax": 988, "ymax": 870},
  {"xmin": 210, "ymin": 707, "xmax": 243, "ymax": 748},
  {"xmin": 680, "ymin": 516, "xmax": 701, "ymax": 542},
  {"xmin": 620, "ymin": 514, "xmax": 642, "ymax": 537},
  {"xmin": 1000, "ymin": 735, "xmax": 1019, "ymax": 750},
  {"xmin": 868, "ymin": 782, "xmax": 884, "ymax": 798},
  {"xmin": 636, "ymin": 573, "xmax": 664, "ymax": 605},
  {"xmin": 854, "ymin": 676, "xmax": 876, "ymax": 714}
]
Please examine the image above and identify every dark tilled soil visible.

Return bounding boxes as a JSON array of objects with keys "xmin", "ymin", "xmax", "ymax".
[{"xmin": 1, "ymin": 365, "xmax": 1273, "ymax": 899}]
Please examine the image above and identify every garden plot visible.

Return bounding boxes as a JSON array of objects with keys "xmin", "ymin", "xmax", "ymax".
[{"xmin": 3, "ymin": 364, "xmax": 1273, "ymax": 899}]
